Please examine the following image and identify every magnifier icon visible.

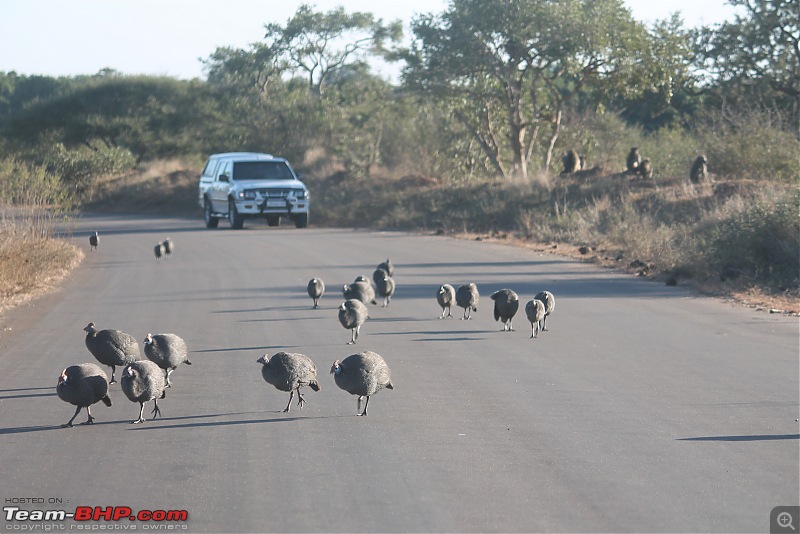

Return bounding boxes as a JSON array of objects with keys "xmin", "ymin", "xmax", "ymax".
[{"xmin": 778, "ymin": 512, "xmax": 796, "ymax": 531}]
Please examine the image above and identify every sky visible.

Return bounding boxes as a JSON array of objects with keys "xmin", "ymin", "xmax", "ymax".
[{"xmin": 0, "ymin": 0, "xmax": 741, "ymax": 81}]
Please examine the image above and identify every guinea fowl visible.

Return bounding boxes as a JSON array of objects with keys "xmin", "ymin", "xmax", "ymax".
[
  {"xmin": 524, "ymin": 298, "xmax": 546, "ymax": 338},
  {"xmin": 154, "ymin": 242, "xmax": 165, "ymax": 262},
  {"xmin": 377, "ymin": 258, "xmax": 394, "ymax": 277},
  {"xmin": 331, "ymin": 351, "xmax": 393, "ymax": 416},
  {"xmin": 56, "ymin": 363, "xmax": 112, "ymax": 427},
  {"xmin": 338, "ymin": 299, "xmax": 369, "ymax": 345},
  {"xmin": 436, "ymin": 284, "xmax": 455, "ymax": 319},
  {"xmin": 120, "ymin": 360, "xmax": 166, "ymax": 424},
  {"xmin": 375, "ymin": 272, "xmax": 395, "ymax": 307},
  {"xmin": 307, "ymin": 278, "xmax": 325, "ymax": 309},
  {"xmin": 455, "ymin": 283, "xmax": 480, "ymax": 320},
  {"xmin": 143, "ymin": 333, "xmax": 192, "ymax": 387},
  {"xmin": 89, "ymin": 231, "xmax": 99, "ymax": 251},
  {"xmin": 162, "ymin": 237, "xmax": 174, "ymax": 258},
  {"xmin": 342, "ymin": 278, "xmax": 377, "ymax": 306},
  {"xmin": 256, "ymin": 352, "xmax": 320, "ymax": 412},
  {"xmin": 534, "ymin": 291, "xmax": 556, "ymax": 331},
  {"xmin": 83, "ymin": 322, "xmax": 140, "ymax": 384},
  {"xmin": 490, "ymin": 289, "xmax": 520, "ymax": 331}
]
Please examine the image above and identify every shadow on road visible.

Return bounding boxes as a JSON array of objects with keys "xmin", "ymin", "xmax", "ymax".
[{"xmin": 678, "ymin": 434, "xmax": 800, "ymax": 442}]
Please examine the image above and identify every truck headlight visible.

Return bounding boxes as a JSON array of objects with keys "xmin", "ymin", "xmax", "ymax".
[{"xmin": 239, "ymin": 190, "xmax": 257, "ymax": 200}]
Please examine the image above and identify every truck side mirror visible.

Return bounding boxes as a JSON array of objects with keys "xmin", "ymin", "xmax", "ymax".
[{"xmin": 218, "ymin": 174, "xmax": 229, "ymax": 182}]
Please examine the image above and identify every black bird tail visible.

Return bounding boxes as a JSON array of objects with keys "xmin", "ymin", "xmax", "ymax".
[
  {"xmin": 160, "ymin": 391, "xmax": 166, "ymax": 399},
  {"xmin": 102, "ymin": 396, "xmax": 112, "ymax": 407},
  {"xmin": 184, "ymin": 359, "xmax": 193, "ymax": 365},
  {"xmin": 386, "ymin": 381, "xmax": 394, "ymax": 390},
  {"xmin": 309, "ymin": 381, "xmax": 321, "ymax": 391}
]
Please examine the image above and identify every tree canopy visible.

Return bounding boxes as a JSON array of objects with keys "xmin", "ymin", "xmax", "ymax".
[{"xmin": 403, "ymin": 0, "xmax": 650, "ymax": 178}]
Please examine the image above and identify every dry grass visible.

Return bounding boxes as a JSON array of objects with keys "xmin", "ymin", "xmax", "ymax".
[{"xmin": 0, "ymin": 217, "xmax": 83, "ymax": 314}]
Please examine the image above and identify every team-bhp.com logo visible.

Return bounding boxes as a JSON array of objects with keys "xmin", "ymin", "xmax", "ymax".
[{"xmin": 5, "ymin": 505, "xmax": 188, "ymax": 527}]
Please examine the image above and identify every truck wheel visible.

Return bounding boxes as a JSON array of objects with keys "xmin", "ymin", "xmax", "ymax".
[
  {"xmin": 228, "ymin": 199, "xmax": 244, "ymax": 229},
  {"xmin": 267, "ymin": 216, "xmax": 280, "ymax": 227},
  {"xmin": 204, "ymin": 199, "xmax": 219, "ymax": 229},
  {"xmin": 294, "ymin": 213, "xmax": 308, "ymax": 228}
]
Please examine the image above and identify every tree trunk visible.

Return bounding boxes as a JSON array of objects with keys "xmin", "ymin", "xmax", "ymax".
[
  {"xmin": 544, "ymin": 109, "xmax": 563, "ymax": 172},
  {"xmin": 510, "ymin": 123, "xmax": 527, "ymax": 180}
]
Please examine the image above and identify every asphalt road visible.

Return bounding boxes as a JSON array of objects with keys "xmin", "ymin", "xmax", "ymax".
[{"xmin": 0, "ymin": 214, "xmax": 797, "ymax": 533}]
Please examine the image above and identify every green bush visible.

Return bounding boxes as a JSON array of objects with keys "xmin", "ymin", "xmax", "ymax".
[
  {"xmin": 699, "ymin": 187, "xmax": 799, "ymax": 288},
  {"xmin": 696, "ymin": 109, "xmax": 800, "ymax": 182},
  {"xmin": 41, "ymin": 143, "xmax": 137, "ymax": 198}
]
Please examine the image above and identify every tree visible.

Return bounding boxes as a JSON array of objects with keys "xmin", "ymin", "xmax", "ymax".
[
  {"xmin": 263, "ymin": 4, "xmax": 402, "ymax": 95},
  {"xmin": 403, "ymin": 0, "xmax": 649, "ymax": 179},
  {"xmin": 697, "ymin": 0, "xmax": 800, "ymax": 132},
  {"xmin": 609, "ymin": 15, "xmax": 703, "ymax": 130}
]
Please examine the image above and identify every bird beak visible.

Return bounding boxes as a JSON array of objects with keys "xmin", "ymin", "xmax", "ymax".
[
  {"xmin": 58, "ymin": 370, "xmax": 67, "ymax": 385},
  {"xmin": 257, "ymin": 354, "xmax": 268, "ymax": 364}
]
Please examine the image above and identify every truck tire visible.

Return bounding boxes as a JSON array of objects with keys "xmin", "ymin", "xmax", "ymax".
[
  {"xmin": 294, "ymin": 213, "xmax": 308, "ymax": 228},
  {"xmin": 267, "ymin": 216, "xmax": 280, "ymax": 227},
  {"xmin": 228, "ymin": 199, "xmax": 244, "ymax": 229},
  {"xmin": 204, "ymin": 198, "xmax": 219, "ymax": 229}
]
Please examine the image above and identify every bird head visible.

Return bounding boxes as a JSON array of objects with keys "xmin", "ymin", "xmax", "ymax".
[
  {"xmin": 330, "ymin": 360, "xmax": 342, "ymax": 375},
  {"xmin": 339, "ymin": 302, "xmax": 346, "ymax": 311},
  {"xmin": 143, "ymin": 333, "xmax": 154, "ymax": 346},
  {"xmin": 83, "ymin": 322, "xmax": 96, "ymax": 334},
  {"xmin": 58, "ymin": 369, "xmax": 68, "ymax": 386},
  {"xmin": 256, "ymin": 354, "xmax": 269, "ymax": 365},
  {"xmin": 355, "ymin": 275, "xmax": 368, "ymax": 283},
  {"xmin": 123, "ymin": 366, "xmax": 137, "ymax": 379}
]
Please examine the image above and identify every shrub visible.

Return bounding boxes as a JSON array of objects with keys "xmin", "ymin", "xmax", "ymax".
[
  {"xmin": 698, "ymin": 187, "xmax": 799, "ymax": 288},
  {"xmin": 696, "ymin": 108, "xmax": 800, "ymax": 182},
  {"xmin": 41, "ymin": 142, "xmax": 137, "ymax": 199}
]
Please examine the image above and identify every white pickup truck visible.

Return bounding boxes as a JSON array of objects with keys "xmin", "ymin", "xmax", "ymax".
[{"xmin": 198, "ymin": 152, "xmax": 310, "ymax": 229}]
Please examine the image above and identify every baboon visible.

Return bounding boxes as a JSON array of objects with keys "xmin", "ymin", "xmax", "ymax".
[
  {"xmin": 690, "ymin": 155, "xmax": 708, "ymax": 183},
  {"xmin": 561, "ymin": 149, "xmax": 581, "ymax": 174},
  {"xmin": 638, "ymin": 158, "xmax": 652, "ymax": 179},
  {"xmin": 626, "ymin": 147, "xmax": 641, "ymax": 173}
]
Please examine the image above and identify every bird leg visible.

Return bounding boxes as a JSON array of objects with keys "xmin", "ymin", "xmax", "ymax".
[
  {"xmin": 132, "ymin": 403, "xmax": 146, "ymax": 424},
  {"xmin": 283, "ymin": 390, "xmax": 294, "ymax": 412},
  {"xmin": 165, "ymin": 368, "xmax": 174, "ymax": 388},
  {"xmin": 109, "ymin": 366, "xmax": 117, "ymax": 384},
  {"xmin": 151, "ymin": 399, "xmax": 162, "ymax": 420},
  {"xmin": 63, "ymin": 406, "xmax": 82, "ymax": 428},
  {"xmin": 358, "ymin": 396, "xmax": 370, "ymax": 416},
  {"xmin": 462, "ymin": 308, "xmax": 468, "ymax": 320},
  {"xmin": 542, "ymin": 316, "xmax": 548, "ymax": 331},
  {"xmin": 347, "ymin": 328, "xmax": 357, "ymax": 345},
  {"xmin": 80, "ymin": 406, "xmax": 95, "ymax": 425},
  {"xmin": 296, "ymin": 388, "xmax": 306, "ymax": 409}
]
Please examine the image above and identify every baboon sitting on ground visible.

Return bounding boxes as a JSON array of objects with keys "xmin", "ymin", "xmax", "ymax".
[
  {"xmin": 638, "ymin": 158, "xmax": 652, "ymax": 179},
  {"xmin": 626, "ymin": 147, "xmax": 641, "ymax": 173},
  {"xmin": 690, "ymin": 155, "xmax": 708, "ymax": 183},
  {"xmin": 561, "ymin": 149, "xmax": 581, "ymax": 174}
]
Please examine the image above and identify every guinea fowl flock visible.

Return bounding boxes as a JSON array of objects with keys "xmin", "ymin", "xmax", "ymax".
[{"xmin": 57, "ymin": 238, "xmax": 556, "ymax": 426}]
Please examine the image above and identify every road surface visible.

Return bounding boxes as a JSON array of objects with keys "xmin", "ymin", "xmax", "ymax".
[{"xmin": 1, "ymin": 214, "xmax": 797, "ymax": 533}]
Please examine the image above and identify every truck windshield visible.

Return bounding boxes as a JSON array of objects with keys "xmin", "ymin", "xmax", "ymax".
[{"xmin": 233, "ymin": 161, "xmax": 295, "ymax": 181}]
